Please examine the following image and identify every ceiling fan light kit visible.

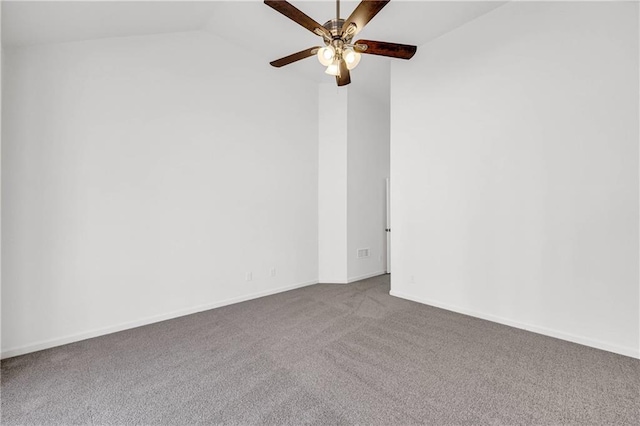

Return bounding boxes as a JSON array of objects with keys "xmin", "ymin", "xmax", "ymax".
[{"xmin": 265, "ymin": 0, "xmax": 417, "ymax": 86}]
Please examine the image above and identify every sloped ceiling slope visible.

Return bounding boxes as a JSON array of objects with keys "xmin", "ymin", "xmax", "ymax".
[{"xmin": 2, "ymin": 1, "xmax": 506, "ymax": 86}]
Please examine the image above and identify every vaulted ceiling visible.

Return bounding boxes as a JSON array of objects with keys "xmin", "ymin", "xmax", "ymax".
[{"xmin": 2, "ymin": 1, "xmax": 506, "ymax": 86}]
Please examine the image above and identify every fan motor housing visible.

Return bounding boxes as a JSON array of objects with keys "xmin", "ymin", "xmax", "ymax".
[{"xmin": 323, "ymin": 19, "xmax": 353, "ymax": 43}]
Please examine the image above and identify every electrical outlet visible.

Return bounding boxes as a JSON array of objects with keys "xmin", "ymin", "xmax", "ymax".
[
  {"xmin": 270, "ymin": 268, "xmax": 276, "ymax": 277},
  {"xmin": 245, "ymin": 272, "xmax": 253, "ymax": 281}
]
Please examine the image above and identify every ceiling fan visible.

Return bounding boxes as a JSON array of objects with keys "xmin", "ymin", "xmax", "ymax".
[{"xmin": 265, "ymin": 0, "xmax": 417, "ymax": 86}]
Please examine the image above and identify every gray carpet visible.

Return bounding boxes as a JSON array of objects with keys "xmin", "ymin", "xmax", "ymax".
[{"xmin": 2, "ymin": 275, "xmax": 639, "ymax": 425}]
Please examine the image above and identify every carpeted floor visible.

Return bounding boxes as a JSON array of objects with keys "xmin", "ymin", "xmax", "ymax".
[{"xmin": 1, "ymin": 275, "xmax": 639, "ymax": 425}]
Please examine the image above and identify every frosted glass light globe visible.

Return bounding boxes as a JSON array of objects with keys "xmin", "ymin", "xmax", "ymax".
[
  {"xmin": 317, "ymin": 46, "xmax": 336, "ymax": 66},
  {"xmin": 325, "ymin": 59, "xmax": 341, "ymax": 76},
  {"xmin": 343, "ymin": 48, "xmax": 361, "ymax": 70}
]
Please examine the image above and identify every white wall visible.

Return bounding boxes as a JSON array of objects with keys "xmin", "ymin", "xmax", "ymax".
[
  {"xmin": 0, "ymin": 5, "xmax": 3, "ymax": 355},
  {"xmin": 318, "ymin": 84, "xmax": 348, "ymax": 283},
  {"xmin": 318, "ymin": 72, "xmax": 391, "ymax": 284},
  {"xmin": 1, "ymin": 30, "xmax": 319, "ymax": 358},
  {"xmin": 347, "ymin": 69, "xmax": 390, "ymax": 282},
  {"xmin": 390, "ymin": 1, "xmax": 640, "ymax": 358}
]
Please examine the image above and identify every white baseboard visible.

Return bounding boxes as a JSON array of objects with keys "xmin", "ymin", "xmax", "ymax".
[
  {"xmin": 319, "ymin": 271, "xmax": 387, "ymax": 284},
  {"xmin": 348, "ymin": 270, "xmax": 387, "ymax": 283},
  {"xmin": 318, "ymin": 278, "xmax": 349, "ymax": 284},
  {"xmin": 1, "ymin": 279, "xmax": 319, "ymax": 360},
  {"xmin": 389, "ymin": 290, "xmax": 640, "ymax": 360}
]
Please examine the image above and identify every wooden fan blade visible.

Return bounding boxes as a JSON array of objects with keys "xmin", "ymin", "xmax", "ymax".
[
  {"xmin": 270, "ymin": 47, "xmax": 321, "ymax": 68},
  {"xmin": 341, "ymin": 0, "xmax": 390, "ymax": 38},
  {"xmin": 354, "ymin": 39, "xmax": 417, "ymax": 59},
  {"xmin": 336, "ymin": 60, "xmax": 351, "ymax": 86},
  {"xmin": 264, "ymin": 1, "xmax": 331, "ymax": 39}
]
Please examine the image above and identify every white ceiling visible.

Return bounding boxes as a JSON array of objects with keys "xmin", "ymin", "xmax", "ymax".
[
  {"xmin": 200, "ymin": 1, "xmax": 506, "ymax": 84},
  {"xmin": 2, "ymin": 1, "xmax": 506, "ymax": 86},
  {"xmin": 1, "ymin": 1, "xmax": 221, "ymax": 47}
]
